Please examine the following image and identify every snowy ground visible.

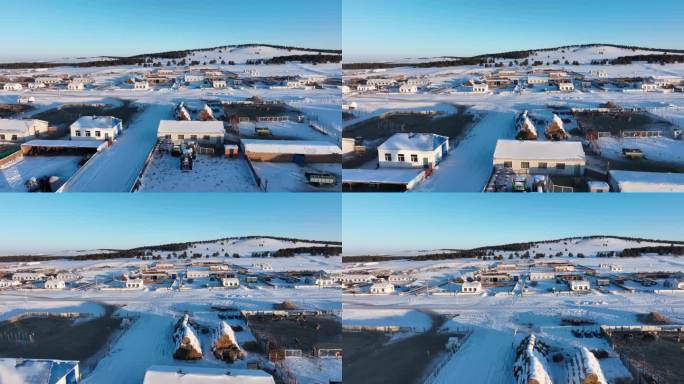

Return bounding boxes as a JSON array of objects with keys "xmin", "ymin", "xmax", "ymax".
[
  {"xmin": 253, "ymin": 162, "xmax": 341, "ymax": 192},
  {"xmin": 0, "ymin": 155, "xmax": 81, "ymax": 192},
  {"xmin": 137, "ymin": 153, "xmax": 260, "ymax": 192}
]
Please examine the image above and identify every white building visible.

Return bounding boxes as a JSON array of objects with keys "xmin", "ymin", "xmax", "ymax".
[
  {"xmin": 186, "ymin": 269, "xmax": 210, "ymax": 279},
  {"xmin": 608, "ymin": 170, "xmax": 684, "ymax": 192},
  {"xmin": 0, "ymin": 119, "xmax": 49, "ymax": 142},
  {"xmin": 651, "ymin": 76, "xmax": 683, "ymax": 86},
  {"xmin": 143, "ymin": 366, "xmax": 275, "ymax": 384},
  {"xmin": 212, "ymin": 80, "xmax": 227, "ymax": 89},
  {"xmin": 285, "ymin": 80, "xmax": 304, "ymax": 88},
  {"xmin": 378, "ymin": 133, "xmax": 449, "ymax": 169},
  {"xmin": 12, "ymin": 272, "xmax": 45, "ymax": 282},
  {"xmin": 356, "ymin": 84, "xmax": 376, "ymax": 92},
  {"xmin": 3, "ymin": 83, "xmax": 23, "ymax": 91},
  {"xmin": 569, "ymin": 280, "xmax": 591, "ymax": 291},
  {"xmin": 493, "ymin": 140, "xmax": 586, "ymax": 176},
  {"xmin": 56, "ymin": 272, "xmax": 80, "ymax": 282},
  {"xmin": 664, "ymin": 279, "xmax": 684, "ymax": 290},
  {"xmin": 133, "ymin": 81, "xmax": 150, "ymax": 90},
  {"xmin": 184, "ymin": 73, "xmax": 205, "ymax": 83},
  {"xmin": 342, "ymin": 138, "xmax": 356, "ymax": 155},
  {"xmin": 71, "ymin": 116, "xmax": 122, "ymax": 141},
  {"xmin": 367, "ymin": 78, "xmax": 395, "ymax": 87},
  {"xmin": 28, "ymin": 82, "xmax": 46, "ymax": 90},
  {"xmin": 461, "ymin": 281, "xmax": 482, "ymax": 293},
  {"xmin": 221, "ymin": 278, "xmax": 240, "ymax": 288},
  {"xmin": 34, "ymin": 77, "xmax": 62, "ymax": 85},
  {"xmin": 67, "ymin": 82, "xmax": 85, "ymax": 91},
  {"xmin": 252, "ymin": 262, "xmax": 273, "ymax": 271},
  {"xmin": 609, "ymin": 264, "xmax": 623, "ymax": 272},
  {"xmin": 558, "ymin": 82, "xmax": 575, "ymax": 92},
  {"xmin": 471, "ymin": 83, "xmax": 489, "ymax": 93},
  {"xmin": 529, "ymin": 270, "xmax": 556, "ymax": 281},
  {"xmin": 0, "ymin": 280, "xmax": 18, "ymax": 288},
  {"xmin": 388, "ymin": 274, "xmax": 413, "ymax": 285},
  {"xmin": 590, "ymin": 70, "xmax": 609, "ymax": 78},
  {"xmin": 301, "ymin": 75, "xmax": 327, "ymax": 85},
  {"xmin": 338, "ymin": 274, "xmax": 374, "ymax": 284},
  {"xmin": 126, "ymin": 278, "xmax": 144, "ymax": 289},
  {"xmin": 399, "ymin": 84, "xmax": 418, "ymax": 93},
  {"xmin": 527, "ymin": 75, "xmax": 549, "ymax": 85},
  {"xmin": 640, "ymin": 82, "xmax": 658, "ymax": 92},
  {"xmin": 369, "ymin": 281, "xmax": 395, "ymax": 294},
  {"xmin": 311, "ymin": 277, "xmax": 336, "ymax": 287},
  {"xmin": 44, "ymin": 279, "xmax": 66, "ymax": 290},
  {"xmin": 157, "ymin": 120, "xmax": 225, "ymax": 145}
]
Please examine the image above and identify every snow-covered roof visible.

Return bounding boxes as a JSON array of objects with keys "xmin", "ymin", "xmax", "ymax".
[
  {"xmin": 158, "ymin": 120, "xmax": 225, "ymax": 135},
  {"xmin": 493, "ymin": 140, "xmax": 585, "ymax": 162},
  {"xmin": 241, "ymin": 139, "xmax": 341, "ymax": 155},
  {"xmin": 21, "ymin": 140, "xmax": 108, "ymax": 150},
  {"xmin": 143, "ymin": 366, "xmax": 275, "ymax": 384},
  {"xmin": 610, "ymin": 170, "xmax": 684, "ymax": 192},
  {"xmin": 343, "ymin": 168, "xmax": 423, "ymax": 184},
  {"xmin": 0, "ymin": 358, "xmax": 79, "ymax": 384},
  {"xmin": 0, "ymin": 119, "xmax": 43, "ymax": 133},
  {"xmin": 378, "ymin": 133, "xmax": 448, "ymax": 152},
  {"xmin": 70, "ymin": 116, "xmax": 121, "ymax": 130}
]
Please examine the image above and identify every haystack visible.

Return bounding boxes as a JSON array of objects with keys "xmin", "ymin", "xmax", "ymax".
[
  {"xmin": 516, "ymin": 110, "xmax": 537, "ymax": 140},
  {"xmin": 213, "ymin": 321, "xmax": 244, "ymax": 362},
  {"xmin": 545, "ymin": 114, "xmax": 569, "ymax": 141},
  {"xmin": 173, "ymin": 314, "xmax": 203, "ymax": 360},
  {"xmin": 199, "ymin": 104, "xmax": 216, "ymax": 121}
]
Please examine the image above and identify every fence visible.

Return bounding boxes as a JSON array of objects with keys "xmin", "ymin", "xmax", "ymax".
[{"xmin": 423, "ymin": 328, "xmax": 473, "ymax": 384}]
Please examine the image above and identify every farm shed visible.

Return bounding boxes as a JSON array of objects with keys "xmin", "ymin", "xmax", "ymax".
[
  {"xmin": 212, "ymin": 321, "xmax": 244, "ymax": 362},
  {"xmin": 608, "ymin": 170, "xmax": 684, "ymax": 192},
  {"xmin": 342, "ymin": 168, "xmax": 425, "ymax": 192},
  {"xmin": 143, "ymin": 366, "xmax": 275, "ymax": 384},
  {"xmin": 493, "ymin": 140, "xmax": 586, "ymax": 176},
  {"xmin": 569, "ymin": 280, "xmax": 591, "ymax": 291},
  {"xmin": 173, "ymin": 314, "xmax": 203, "ymax": 360},
  {"xmin": 378, "ymin": 132, "xmax": 449, "ymax": 169},
  {"xmin": 461, "ymin": 281, "xmax": 482, "ymax": 293},
  {"xmin": 71, "ymin": 116, "xmax": 122, "ymax": 141},
  {"xmin": 0, "ymin": 119, "xmax": 49, "ymax": 142},
  {"xmin": 157, "ymin": 120, "xmax": 225, "ymax": 145},
  {"xmin": 20, "ymin": 139, "xmax": 107, "ymax": 155},
  {"xmin": 369, "ymin": 281, "xmax": 395, "ymax": 294},
  {"xmin": 241, "ymin": 139, "xmax": 341, "ymax": 163},
  {"xmin": 44, "ymin": 279, "xmax": 66, "ymax": 290}
]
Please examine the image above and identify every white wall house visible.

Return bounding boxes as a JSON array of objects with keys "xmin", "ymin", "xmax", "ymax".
[
  {"xmin": 311, "ymin": 277, "xmax": 336, "ymax": 287},
  {"xmin": 640, "ymin": 82, "xmax": 658, "ymax": 92},
  {"xmin": 356, "ymin": 84, "xmax": 376, "ymax": 92},
  {"xmin": 461, "ymin": 281, "xmax": 482, "ymax": 293},
  {"xmin": 35, "ymin": 77, "xmax": 62, "ymax": 85},
  {"xmin": 186, "ymin": 269, "xmax": 210, "ymax": 279},
  {"xmin": 342, "ymin": 138, "xmax": 356, "ymax": 155},
  {"xmin": 184, "ymin": 73, "xmax": 205, "ymax": 83},
  {"xmin": 590, "ymin": 70, "xmax": 609, "ymax": 78},
  {"xmin": 471, "ymin": 83, "xmax": 489, "ymax": 93},
  {"xmin": 367, "ymin": 78, "xmax": 395, "ymax": 87},
  {"xmin": 12, "ymin": 272, "xmax": 45, "ymax": 282},
  {"xmin": 3, "ymin": 83, "xmax": 23, "ymax": 91},
  {"xmin": 558, "ymin": 82, "xmax": 575, "ymax": 92},
  {"xmin": 67, "ymin": 81, "xmax": 85, "ymax": 91},
  {"xmin": 221, "ymin": 278, "xmax": 240, "ymax": 288},
  {"xmin": 126, "ymin": 278, "xmax": 144, "ymax": 289},
  {"xmin": 212, "ymin": 80, "xmax": 227, "ymax": 89},
  {"xmin": 28, "ymin": 82, "xmax": 46, "ymax": 90},
  {"xmin": 0, "ymin": 280, "xmax": 19, "ymax": 288},
  {"xmin": 399, "ymin": 84, "xmax": 418, "ymax": 93},
  {"xmin": 529, "ymin": 270, "xmax": 556, "ymax": 281},
  {"xmin": 569, "ymin": 280, "xmax": 590, "ymax": 291},
  {"xmin": 378, "ymin": 133, "xmax": 449, "ymax": 169},
  {"xmin": 0, "ymin": 119, "xmax": 49, "ymax": 142},
  {"xmin": 651, "ymin": 76, "xmax": 683, "ymax": 86},
  {"xmin": 493, "ymin": 140, "xmax": 586, "ymax": 176},
  {"xmin": 527, "ymin": 75, "xmax": 549, "ymax": 85},
  {"xmin": 71, "ymin": 116, "xmax": 122, "ymax": 141},
  {"xmin": 44, "ymin": 279, "xmax": 66, "ymax": 290},
  {"xmin": 338, "ymin": 274, "xmax": 374, "ymax": 284},
  {"xmin": 157, "ymin": 120, "xmax": 225, "ymax": 145},
  {"xmin": 56, "ymin": 272, "xmax": 80, "ymax": 282},
  {"xmin": 133, "ymin": 81, "xmax": 150, "ymax": 90},
  {"xmin": 285, "ymin": 80, "xmax": 304, "ymax": 88},
  {"xmin": 369, "ymin": 281, "xmax": 395, "ymax": 294},
  {"xmin": 252, "ymin": 263, "xmax": 273, "ymax": 271},
  {"xmin": 388, "ymin": 274, "xmax": 413, "ymax": 285}
]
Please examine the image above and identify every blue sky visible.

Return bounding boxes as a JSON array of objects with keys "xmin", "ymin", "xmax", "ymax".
[
  {"xmin": 343, "ymin": 194, "xmax": 684, "ymax": 254},
  {"xmin": 343, "ymin": 0, "xmax": 684, "ymax": 61},
  {"xmin": 0, "ymin": 0, "xmax": 341, "ymax": 61},
  {"xmin": 0, "ymin": 194, "xmax": 340, "ymax": 255}
]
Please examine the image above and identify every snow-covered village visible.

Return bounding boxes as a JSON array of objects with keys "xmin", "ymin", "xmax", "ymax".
[
  {"xmin": 342, "ymin": 0, "xmax": 684, "ymax": 193},
  {"xmin": 0, "ymin": 0, "xmax": 342, "ymax": 193},
  {"xmin": 341, "ymin": 194, "xmax": 684, "ymax": 384},
  {"xmin": 0, "ymin": 194, "xmax": 343, "ymax": 384}
]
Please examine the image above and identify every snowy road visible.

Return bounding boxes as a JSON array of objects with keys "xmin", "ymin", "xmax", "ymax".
[
  {"xmin": 414, "ymin": 111, "xmax": 516, "ymax": 192},
  {"xmin": 61, "ymin": 103, "xmax": 175, "ymax": 192}
]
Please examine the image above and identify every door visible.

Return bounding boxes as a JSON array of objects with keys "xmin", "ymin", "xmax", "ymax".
[{"xmin": 423, "ymin": 157, "xmax": 429, "ymax": 168}]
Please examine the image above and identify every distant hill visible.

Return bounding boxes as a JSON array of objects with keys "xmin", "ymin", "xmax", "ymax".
[
  {"xmin": 0, "ymin": 44, "xmax": 342, "ymax": 69},
  {"xmin": 343, "ymin": 43, "xmax": 684, "ymax": 69},
  {"xmin": 343, "ymin": 235, "xmax": 684, "ymax": 263},
  {"xmin": 0, "ymin": 236, "xmax": 342, "ymax": 262}
]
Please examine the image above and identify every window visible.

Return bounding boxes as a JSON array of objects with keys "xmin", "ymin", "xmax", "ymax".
[
  {"xmin": 538, "ymin": 162, "xmax": 547, "ymax": 169},
  {"xmin": 384, "ymin": 153, "xmax": 392, "ymax": 162},
  {"xmin": 11, "ymin": 135, "xmax": 17, "ymax": 141},
  {"xmin": 556, "ymin": 163, "xmax": 565, "ymax": 170},
  {"xmin": 95, "ymin": 131, "xmax": 101, "ymax": 137},
  {"xmin": 191, "ymin": 135, "xmax": 197, "ymax": 140},
  {"xmin": 411, "ymin": 154, "xmax": 418, "ymax": 162},
  {"xmin": 521, "ymin": 162, "xmax": 530, "ymax": 169},
  {"xmin": 398, "ymin": 154, "xmax": 405, "ymax": 162},
  {"xmin": 0, "ymin": 134, "xmax": 4, "ymax": 140},
  {"xmin": 203, "ymin": 135, "xmax": 210, "ymax": 140},
  {"xmin": 178, "ymin": 135, "xmax": 184, "ymax": 140},
  {"xmin": 85, "ymin": 131, "xmax": 91, "ymax": 137},
  {"xmin": 75, "ymin": 131, "xmax": 81, "ymax": 136},
  {"xmin": 165, "ymin": 135, "xmax": 171, "ymax": 139},
  {"xmin": 503, "ymin": 161, "xmax": 513, "ymax": 168}
]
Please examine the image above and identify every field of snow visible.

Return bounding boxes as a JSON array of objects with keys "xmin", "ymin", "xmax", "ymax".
[
  {"xmin": 252, "ymin": 162, "xmax": 341, "ymax": 192},
  {"xmin": 0, "ymin": 155, "xmax": 81, "ymax": 192}
]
